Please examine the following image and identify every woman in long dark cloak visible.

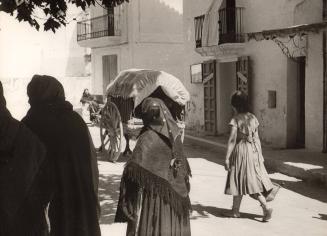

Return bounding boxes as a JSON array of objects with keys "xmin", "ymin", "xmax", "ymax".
[
  {"xmin": 0, "ymin": 81, "xmax": 51, "ymax": 236},
  {"xmin": 115, "ymin": 97, "xmax": 192, "ymax": 236},
  {"xmin": 22, "ymin": 75, "xmax": 101, "ymax": 236}
]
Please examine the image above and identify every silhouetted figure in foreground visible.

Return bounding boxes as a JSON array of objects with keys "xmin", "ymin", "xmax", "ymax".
[
  {"xmin": 0, "ymin": 81, "xmax": 51, "ymax": 236},
  {"xmin": 22, "ymin": 75, "xmax": 101, "ymax": 236}
]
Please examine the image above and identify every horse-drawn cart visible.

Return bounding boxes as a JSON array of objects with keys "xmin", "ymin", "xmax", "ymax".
[{"xmin": 98, "ymin": 69, "xmax": 190, "ymax": 162}]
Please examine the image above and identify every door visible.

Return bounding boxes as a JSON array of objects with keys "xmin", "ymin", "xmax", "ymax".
[
  {"xmin": 102, "ymin": 55, "xmax": 118, "ymax": 94},
  {"xmin": 236, "ymin": 56, "xmax": 250, "ymax": 95},
  {"xmin": 296, "ymin": 57, "xmax": 305, "ymax": 148},
  {"xmin": 203, "ymin": 60, "xmax": 217, "ymax": 135}
]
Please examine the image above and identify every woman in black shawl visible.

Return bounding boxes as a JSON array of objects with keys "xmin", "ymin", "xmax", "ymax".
[
  {"xmin": 22, "ymin": 75, "xmax": 101, "ymax": 236},
  {"xmin": 0, "ymin": 81, "xmax": 50, "ymax": 236},
  {"xmin": 115, "ymin": 97, "xmax": 192, "ymax": 236}
]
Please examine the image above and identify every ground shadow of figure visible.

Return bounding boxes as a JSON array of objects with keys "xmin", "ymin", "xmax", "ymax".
[
  {"xmin": 270, "ymin": 178, "xmax": 327, "ymax": 204},
  {"xmin": 97, "ymin": 151, "xmax": 131, "ymax": 163},
  {"xmin": 313, "ymin": 214, "xmax": 327, "ymax": 221},
  {"xmin": 98, "ymin": 173, "xmax": 121, "ymax": 224},
  {"xmin": 191, "ymin": 204, "xmax": 262, "ymax": 222},
  {"xmin": 183, "ymin": 140, "xmax": 327, "ymax": 204}
]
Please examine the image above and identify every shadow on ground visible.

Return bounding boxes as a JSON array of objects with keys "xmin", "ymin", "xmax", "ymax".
[
  {"xmin": 97, "ymin": 151, "xmax": 131, "ymax": 163},
  {"xmin": 184, "ymin": 139, "xmax": 327, "ymax": 204},
  {"xmin": 185, "ymin": 134, "xmax": 327, "ymax": 169},
  {"xmin": 191, "ymin": 204, "xmax": 262, "ymax": 222},
  {"xmin": 269, "ymin": 178, "xmax": 327, "ymax": 204},
  {"xmin": 98, "ymin": 173, "xmax": 121, "ymax": 224},
  {"xmin": 313, "ymin": 214, "xmax": 327, "ymax": 221}
]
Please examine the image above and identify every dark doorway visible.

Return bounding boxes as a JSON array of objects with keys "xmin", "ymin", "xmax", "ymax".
[
  {"xmin": 287, "ymin": 57, "xmax": 305, "ymax": 148},
  {"xmin": 296, "ymin": 56, "xmax": 306, "ymax": 148},
  {"xmin": 226, "ymin": 0, "xmax": 236, "ymax": 8},
  {"xmin": 219, "ymin": 0, "xmax": 244, "ymax": 44},
  {"xmin": 102, "ymin": 55, "xmax": 118, "ymax": 94},
  {"xmin": 225, "ymin": 0, "xmax": 236, "ymax": 32}
]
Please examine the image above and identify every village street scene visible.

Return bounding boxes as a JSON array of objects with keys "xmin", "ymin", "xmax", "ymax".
[
  {"xmin": 90, "ymin": 126, "xmax": 327, "ymax": 236},
  {"xmin": 1, "ymin": 0, "xmax": 327, "ymax": 235}
]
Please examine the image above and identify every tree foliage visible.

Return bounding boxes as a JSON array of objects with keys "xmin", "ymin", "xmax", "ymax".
[{"xmin": 0, "ymin": 0, "xmax": 129, "ymax": 32}]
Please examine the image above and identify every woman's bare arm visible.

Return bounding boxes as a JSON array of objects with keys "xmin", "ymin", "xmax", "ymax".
[{"xmin": 225, "ymin": 126, "xmax": 237, "ymax": 171}]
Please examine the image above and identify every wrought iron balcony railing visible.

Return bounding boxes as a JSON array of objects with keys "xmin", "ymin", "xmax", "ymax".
[
  {"xmin": 77, "ymin": 14, "xmax": 121, "ymax": 41},
  {"xmin": 194, "ymin": 7, "xmax": 244, "ymax": 48}
]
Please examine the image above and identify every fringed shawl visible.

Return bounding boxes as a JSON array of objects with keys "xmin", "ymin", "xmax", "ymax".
[{"xmin": 115, "ymin": 129, "xmax": 191, "ymax": 222}]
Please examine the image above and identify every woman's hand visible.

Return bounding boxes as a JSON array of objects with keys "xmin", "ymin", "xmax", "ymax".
[
  {"xmin": 224, "ymin": 126, "xmax": 237, "ymax": 171},
  {"xmin": 224, "ymin": 159, "xmax": 230, "ymax": 171}
]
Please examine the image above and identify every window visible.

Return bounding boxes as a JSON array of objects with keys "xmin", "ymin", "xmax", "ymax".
[
  {"xmin": 268, "ymin": 90, "xmax": 277, "ymax": 108},
  {"xmin": 190, "ymin": 63, "xmax": 203, "ymax": 83}
]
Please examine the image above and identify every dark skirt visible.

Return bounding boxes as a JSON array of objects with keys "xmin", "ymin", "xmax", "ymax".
[{"xmin": 127, "ymin": 190, "xmax": 191, "ymax": 236}]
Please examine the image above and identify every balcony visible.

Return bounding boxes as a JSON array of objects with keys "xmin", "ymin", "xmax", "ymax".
[
  {"xmin": 194, "ymin": 7, "xmax": 245, "ymax": 61},
  {"xmin": 77, "ymin": 14, "xmax": 124, "ymax": 48}
]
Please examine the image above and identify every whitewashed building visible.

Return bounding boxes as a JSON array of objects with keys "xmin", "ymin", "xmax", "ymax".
[
  {"xmin": 0, "ymin": 7, "xmax": 91, "ymax": 119},
  {"xmin": 77, "ymin": 0, "xmax": 184, "ymax": 95},
  {"xmin": 183, "ymin": 0, "xmax": 327, "ymax": 151}
]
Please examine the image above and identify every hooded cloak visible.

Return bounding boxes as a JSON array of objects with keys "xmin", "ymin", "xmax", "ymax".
[
  {"xmin": 22, "ymin": 75, "xmax": 101, "ymax": 236},
  {"xmin": 0, "ymin": 81, "xmax": 49, "ymax": 236}
]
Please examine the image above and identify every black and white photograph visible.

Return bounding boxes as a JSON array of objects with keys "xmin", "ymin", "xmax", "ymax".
[{"xmin": 0, "ymin": 0, "xmax": 327, "ymax": 235}]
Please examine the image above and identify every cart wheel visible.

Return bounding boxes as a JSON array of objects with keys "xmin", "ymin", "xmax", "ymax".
[{"xmin": 100, "ymin": 101, "xmax": 124, "ymax": 162}]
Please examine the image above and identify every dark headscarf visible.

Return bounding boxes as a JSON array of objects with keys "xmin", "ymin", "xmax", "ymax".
[
  {"xmin": 141, "ymin": 97, "xmax": 181, "ymax": 143},
  {"xmin": 27, "ymin": 74, "xmax": 65, "ymax": 106},
  {"xmin": 22, "ymin": 75, "xmax": 101, "ymax": 236},
  {"xmin": 115, "ymin": 98, "xmax": 191, "ymax": 223},
  {"xmin": 0, "ymin": 81, "xmax": 49, "ymax": 235}
]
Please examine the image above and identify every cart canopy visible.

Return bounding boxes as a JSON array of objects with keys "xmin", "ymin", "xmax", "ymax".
[{"xmin": 106, "ymin": 69, "xmax": 190, "ymax": 108}]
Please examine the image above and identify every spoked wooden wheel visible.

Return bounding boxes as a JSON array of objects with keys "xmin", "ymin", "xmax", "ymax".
[{"xmin": 100, "ymin": 101, "xmax": 124, "ymax": 162}]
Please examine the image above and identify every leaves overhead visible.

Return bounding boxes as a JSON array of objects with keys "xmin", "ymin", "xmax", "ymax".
[{"xmin": 0, "ymin": 0, "xmax": 129, "ymax": 32}]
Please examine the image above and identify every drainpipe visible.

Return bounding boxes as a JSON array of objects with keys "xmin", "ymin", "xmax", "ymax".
[
  {"xmin": 323, "ymin": 31, "xmax": 327, "ymax": 152},
  {"xmin": 323, "ymin": 0, "xmax": 327, "ymax": 152}
]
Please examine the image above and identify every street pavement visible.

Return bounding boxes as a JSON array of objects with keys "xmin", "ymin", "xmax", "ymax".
[{"xmin": 89, "ymin": 127, "xmax": 327, "ymax": 236}]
